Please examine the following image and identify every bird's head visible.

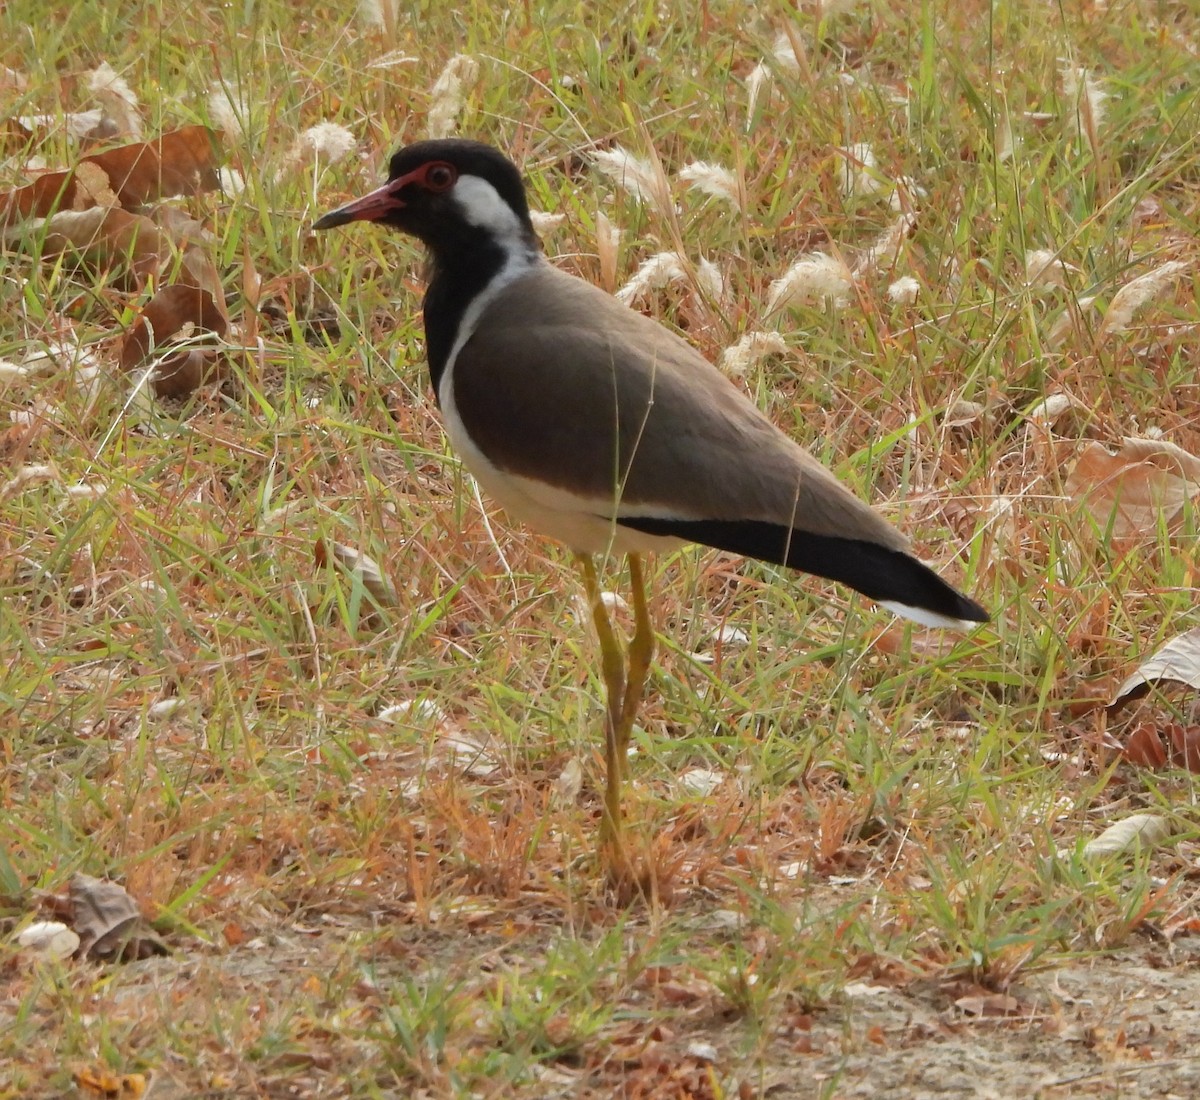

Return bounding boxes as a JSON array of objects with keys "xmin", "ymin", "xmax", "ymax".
[{"xmin": 314, "ymin": 138, "xmax": 537, "ymax": 258}]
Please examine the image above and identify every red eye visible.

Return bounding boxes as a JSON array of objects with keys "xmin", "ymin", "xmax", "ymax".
[{"xmin": 424, "ymin": 162, "xmax": 457, "ymax": 191}]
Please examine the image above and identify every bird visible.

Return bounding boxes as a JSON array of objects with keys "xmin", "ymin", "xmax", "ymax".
[{"xmin": 314, "ymin": 138, "xmax": 988, "ymax": 877}]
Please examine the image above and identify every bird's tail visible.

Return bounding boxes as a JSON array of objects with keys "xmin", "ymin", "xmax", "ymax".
[{"xmin": 619, "ymin": 517, "xmax": 988, "ymax": 628}]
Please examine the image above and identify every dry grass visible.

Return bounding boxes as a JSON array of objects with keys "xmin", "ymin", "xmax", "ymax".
[{"xmin": 2, "ymin": 0, "xmax": 1200, "ymax": 1096}]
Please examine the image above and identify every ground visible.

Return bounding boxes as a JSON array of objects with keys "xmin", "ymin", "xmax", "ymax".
[{"xmin": 2, "ymin": 0, "xmax": 1200, "ymax": 1096}]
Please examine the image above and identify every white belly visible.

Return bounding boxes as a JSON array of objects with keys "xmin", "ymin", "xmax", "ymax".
[{"xmin": 441, "ymin": 410, "xmax": 684, "ymax": 556}]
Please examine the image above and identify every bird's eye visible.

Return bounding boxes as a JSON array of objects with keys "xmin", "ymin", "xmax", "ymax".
[{"xmin": 424, "ymin": 163, "xmax": 457, "ymax": 192}]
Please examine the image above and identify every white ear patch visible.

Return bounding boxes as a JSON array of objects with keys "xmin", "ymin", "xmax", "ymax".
[{"xmin": 453, "ymin": 176, "xmax": 526, "ymax": 241}]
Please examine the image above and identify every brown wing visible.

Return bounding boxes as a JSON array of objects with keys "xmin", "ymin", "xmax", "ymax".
[{"xmin": 451, "ymin": 264, "xmax": 908, "ymax": 552}]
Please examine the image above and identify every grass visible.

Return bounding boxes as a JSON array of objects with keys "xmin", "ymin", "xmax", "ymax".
[{"xmin": 2, "ymin": 0, "xmax": 1200, "ymax": 1096}]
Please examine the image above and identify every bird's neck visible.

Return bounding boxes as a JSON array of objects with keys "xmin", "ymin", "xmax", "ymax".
[{"xmin": 422, "ymin": 235, "xmax": 539, "ymax": 400}]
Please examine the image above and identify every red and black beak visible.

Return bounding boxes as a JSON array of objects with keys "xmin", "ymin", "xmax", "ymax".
[{"xmin": 313, "ymin": 177, "xmax": 408, "ymax": 230}]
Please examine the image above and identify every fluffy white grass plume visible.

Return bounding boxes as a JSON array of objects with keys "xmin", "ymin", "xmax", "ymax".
[
  {"xmin": 767, "ymin": 253, "xmax": 854, "ymax": 312},
  {"xmin": 18, "ymin": 337, "xmax": 104, "ymax": 417},
  {"xmin": 771, "ymin": 32, "xmax": 802, "ymax": 72},
  {"xmin": 745, "ymin": 62, "xmax": 772, "ymax": 121},
  {"xmin": 368, "ymin": 50, "xmax": 418, "ymax": 70},
  {"xmin": 275, "ymin": 123, "xmax": 357, "ymax": 182},
  {"xmin": 1046, "ymin": 296, "xmax": 1097, "ymax": 347},
  {"xmin": 839, "ymin": 142, "xmax": 889, "ymax": 197},
  {"xmin": 595, "ymin": 210, "xmax": 622, "ymax": 293},
  {"xmin": 719, "ymin": 331, "xmax": 787, "ymax": 376},
  {"xmin": 1025, "ymin": 249, "xmax": 1079, "ymax": 289},
  {"xmin": 854, "ymin": 212, "xmax": 917, "ymax": 276},
  {"xmin": 889, "ymin": 176, "xmax": 927, "ymax": 212},
  {"xmin": 746, "ymin": 32, "xmax": 809, "ymax": 123},
  {"xmin": 887, "ymin": 276, "xmax": 920, "ymax": 305},
  {"xmin": 207, "ymin": 86, "xmax": 249, "ymax": 143},
  {"xmin": 593, "ymin": 146, "xmax": 672, "ymax": 218},
  {"xmin": 88, "ymin": 62, "xmax": 142, "ymax": 138},
  {"xmin": 616, "ymin": 252, "xmax": 687, "ymax": 304},
  {"xmin": 679, "ymin": 161, "xmax": 745, "ymax": 210},
  {"xmin": 358, "ymin": 0, "xmax": 398, "ymax": 30},
  {"xmin": 1100, "ymin": 260, "xmax": 1190, "ymax": 337},
  {"xmin": 18, "ymin": 110, "xmax": 103, "ymax": 141},
  {"xmin": 427, "ymin": 54, "xmax": 479, "ymax": 139},
  {"xmin": 1061, "ymin": 65, "xmax": 1108, "ymax": 141},
  {"xmin": 695, "ymin": 258, "xmax": 727, "ymax": 304},
  {"xmin": 996, "ymin": 106, "xmax": 1016, "ymax": 162}
]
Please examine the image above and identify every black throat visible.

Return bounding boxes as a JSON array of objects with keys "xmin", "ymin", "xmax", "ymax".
[{"xmin": 421, "ymin": 239, "xmax": 512, "ymax": 402}]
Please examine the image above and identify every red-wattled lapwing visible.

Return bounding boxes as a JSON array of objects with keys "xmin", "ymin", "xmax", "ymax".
[{"xmin": 314, "ymin": 138, "xmax": 987, "ymax": 872}]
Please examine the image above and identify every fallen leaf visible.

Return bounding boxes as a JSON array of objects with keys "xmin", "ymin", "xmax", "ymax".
[
  {"xmin": 119, "ymin": 283, "xmax": 229, "ymax": 397},
  {"xmin": 844, "ymin": 981, "xmax": 892, "ymax": 998},
  {"xmin": 316, "ymin": 540, "xmax": 398, "ymax": 609},
  {"xmin": 943, "ymin": 398, "xmax": 986, "ymax": 430},
  {"xmin": 1109, "ymin": 628, "xmax": 1200, "ymax": 712},
  {"xmin": 83, "ymin": 125, "xmax": 222, "ymax": 207},
  {"xmin": 554, "ymin": 757, "xmax": 584, "ymax": 805},
  {"xmin": 0, "ymin": 168, "xmax": 86, "ymax": 227},
  {"xmin": 1025, "ymin": 392, "xmax": 1087, "ymax": 434},
  {"xmin": 1080, "ymin": 813, "xmax": 1171, "ymax": 859},
  {"xmin": 69, "ymin": 872, "xmax": 170, "ymax": 961},
  {"xmin": 678, "ymin": 766, "xmax": 724, "ymax": 796},
  {"xmin": 0, "ymin": 126, "xmax": 222, "ymax": 225},
  {"xmin": 1065, "ymin": 437, "xmax": 1200, "ymax": 540},
  {"xmin": 1164, "ymin": 722, "xmax": 1200, "ymax": 773},
  {"xmin": 685, "ymin": 1039, "xmax": 719, "ymax": 1062},
  {"xmin": 35, "ymin": 206, "xmax": 169, "ymax": 280},
  {"xmin": 17, "ymin": 919, "xmax": 81, "ymax": 959},
  {"xmin": 73, "ymin": 1067, "xmax": 147, "ymax": 1099},
  {"xmin": 1122, "ymin": 722, "xmax": 1168, "ymax": 769}
]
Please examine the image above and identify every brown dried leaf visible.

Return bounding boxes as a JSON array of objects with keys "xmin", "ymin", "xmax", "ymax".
[
  {"xmin": 1164, "ymin": 723, "xmax": 1200, "ymax": 774},
  {"xmin": 119, "ymin": 283, "xmax": 229, "ymax": 398},
  {"xmin": 30, "ymin": 204, "xmax": 227, "ymax": 399},
  {"xmin": 83, "ymin": 125, "xmax": 223, "ymax": 207},
  {"xmin": 69, "ymin": 872, "xmax": 169, "ymax": 961},
  {"xmin": 0, "ymin": 126, "xmax": 222, "ymax": 226},
  {"xmin": 1122, "ymin": 722, "xmax": 1168, "ymax": 769},
  {"xmin": 1109, "ymin": 628, "xmax": 1200, "ymax": 711},
  {"xmin": 0, "ymin": 169, "xmax": 83, "ymax": 226},
  {"xmin": 1065, "ymin": 437, "xmax": 1200, "ymax": 540},
  {"xmin": 37, "ymin": 206, "xmax": 169, "ymax": 280}
]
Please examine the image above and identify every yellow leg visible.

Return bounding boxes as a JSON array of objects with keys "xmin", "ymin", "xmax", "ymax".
[
  {"xmin": 617, "ymin": 554, "xmax": 653, "ymax": 769},
  {"xmin": 578, "ymin": 555, "xmax": 627, "ymax": 851}
]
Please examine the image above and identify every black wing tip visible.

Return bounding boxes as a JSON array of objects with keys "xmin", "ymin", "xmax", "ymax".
[
  {"xmin": 955, "ymin": 595, "xmax": 990, "ymax": 623},
  {"xmin": 901, "ymin": 573, "xmax": 990, "ymax": 625},
  {"xmin": 619, "ymin": 516, "xmax": 989, "ymax": 624}
]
